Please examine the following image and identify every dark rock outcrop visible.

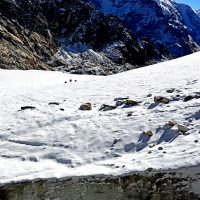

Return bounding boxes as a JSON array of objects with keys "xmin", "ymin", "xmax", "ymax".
[
  {"xmin": 0, "ymin": 0, "xmax": 169, "ymax": 74},
  {"xmin": 0, "ymin": 167, "xmax": 200, "ymax": 200}
]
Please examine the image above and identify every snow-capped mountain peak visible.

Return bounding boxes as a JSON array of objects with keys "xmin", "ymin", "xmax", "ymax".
[{"xmin": 89, "ymin": 0, "xmax": 200, "ymax": 57}]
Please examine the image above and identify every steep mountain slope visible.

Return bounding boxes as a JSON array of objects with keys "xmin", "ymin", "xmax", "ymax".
[
  {"xmin": 0, "ymin": 0, "xmax": 168, "ymax": 74},
  {"xmin": 0, "ymin": 51, "xmax": 200, "ymax": 183},
  {"xmin": 89, "ymin": 0, "xmax": 200, "ymax": 57},
  {"xmin": 197, "ymin": 9, "xmax": 200, "ymax": 16}
]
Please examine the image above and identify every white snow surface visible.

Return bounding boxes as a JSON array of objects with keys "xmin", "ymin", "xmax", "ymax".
[{"xmin": 0, "ymin": 52, "xmax": 200, "ymax": 183}]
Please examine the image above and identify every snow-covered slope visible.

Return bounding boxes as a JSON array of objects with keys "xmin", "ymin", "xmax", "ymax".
[
  {"xmin": 0, "ymin": 52, "xmax": 200, "ymax": 183},
  {"xmin": 89, "ymin": 0, "xmax": 200, "ymax": 56}
]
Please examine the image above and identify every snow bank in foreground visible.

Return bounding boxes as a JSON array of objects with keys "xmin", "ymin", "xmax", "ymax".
[{"xmin": 0, "ymin": 52, "xmax": 200, "ymax": 183}]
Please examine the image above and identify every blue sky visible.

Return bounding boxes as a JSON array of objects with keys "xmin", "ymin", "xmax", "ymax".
[{"xmin": 177, "ymin": 0, "xmax": 200, "ymax": 9}]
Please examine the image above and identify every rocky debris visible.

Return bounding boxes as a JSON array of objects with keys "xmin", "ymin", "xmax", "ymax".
[
  {"xmin": 154, "ymin": 96, "xmax": 170, "ymax": 104},
  {"xmin": 143, "ymin": 131, "xmax": 153, "ymax": 137},
  {"xmin": 20, "ymin": 106, "xmax": 36, "ymax": 111},
  {"xmin": 99, "ymin": 104, "xmax": 116, "ymax": 111},
  {"xmin": 127, "ymin": 112, "xmax": 133, "ymax": 117},
  {"xmin": 112, "ymin": 138, "xmax": 120, "ymax": 147},
  {"xmin": 149, "ymin": 144, "xmax": 156, "ymax": 148},
  {"xmin": 124, "ymin": 99, "xmax": 140, "ymax": 107},
  {"xmin": 184, "ymin": 95, "xmax": 195, "ymax": 102},
  {"xmin": 79, "ymin": 103, "xmax": 92, "ymax": 111},
  {"xmin": 166, "ymin": 88, "xmax": 175, "ymax": 93},
  {"xmin": 115, "ymin": 100, "xmax": 124, "ymax": 107},
  {"xmin": 194, "ymin": 140, "xmax": 199, "ymax": 143},
  {"xmin": 60, "ymin": 108, "xmax": 65, "ymax": 111},
  {"xmin": 178, "ymin": 125, "xmax": 188, "ymax": 133},
  {"xmin": 113, "ymin": 153, "xmax": 121, "ymax": 158},
  {"xmin": 168, "ymin": 120, "xmax": 177, "ymax": 127},
  {"xmin": 147, "ymin": 94, "xmax": 152, "ymax": 97},
  {"xmin": 48, "ymin": 102, "xmax": 60, "ymax": 106},
  {"xmin": 114, "ymin": 97, "xmax": 129, "ymax": 101},
  {"xmin": 184, "ymin": 93, "xmax": 200, "ymax": 102},
  {"xmin": 158, "ymin": 147, "xmax": 163, "ymax": 151}
]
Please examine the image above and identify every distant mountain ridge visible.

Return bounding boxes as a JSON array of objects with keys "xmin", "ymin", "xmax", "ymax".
[{"xmin": 89, "ymin": 0, "xmax": 200, "ymax": 57}]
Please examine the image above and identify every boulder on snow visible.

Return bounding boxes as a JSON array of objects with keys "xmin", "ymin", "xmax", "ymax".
[
  {"xmin": 154, "ymin": 96, "xmax": 170, "ymax": 104},
  {"xmin": 166, "ymin": 88, "xmax": 175, "ymax": 93},
  {"xmin": 147, "ymin": 94, "xmax": 152, "ymax": 97},
  {"xmin": 143, "ymin": 130, "xmax": 153, "ymax": 137},
  {"xmin": 184, "ymin": 95, "xmax": 194, "ymax": 102},
  {"xmin": 79, "ymin": 103, "xmax": 92, "ymax": 111},
  {"xmin": 99, "ymin": 104, "xmax": 116, "ymax": 111},
  {"xmin": 115, "ymin": 100, "xmax": 124, "ymax": 107},
  {"xmin": 177, "ymin": 124, "xmax": 188, "ymax": 133},
  {"xmin": 168, "ymin": 120, "xmax": 177, "ymax": 127},
  {"xmin": 124, "ymin": 99, "xmax": 140, "ymax": 107},
  {"xmin": 114, "ymin": 97, "xmax": 129, "ymax": 101},
  {"xmin": 21, "ymin": 106, "xmax": 36, "ymax": 110},
  {"xmin": 48, "ymin": 102, "xmax": 60, "ymax": 105},
  {"xmin": 184, "ymin": 93, "xmax": 200, "ymax": 102}
]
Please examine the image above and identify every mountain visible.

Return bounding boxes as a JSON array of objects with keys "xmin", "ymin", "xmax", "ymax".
[
  {"xmin": 197, "ymin": 9, "xmax": 200, "ymax": 16},
  {"xmin": 0, "ymin": 0, "xmax": 200, "ymax": 74},
  {"xmin": 0, "ymin": 51, "xmax": 200, "ymax": 198},
  {"xmin": 0, "ymin": 0, "xmax": 168, "ymax": 75},
  {"xmin": 89, "ymin": 0, "xmax": 200, "ymax": 57}
]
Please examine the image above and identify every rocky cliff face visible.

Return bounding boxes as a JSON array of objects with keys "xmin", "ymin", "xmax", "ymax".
[
  {"xmin": 0, "ymin": 0, "xmax": 169, "ymax": 74},
  {"xmin": 89, "ymin": 0, "xmax": 200, "ymax": 57},
  {"xmin": 0, "ymin": 168, "xmax": 200, "ymax": 200}
]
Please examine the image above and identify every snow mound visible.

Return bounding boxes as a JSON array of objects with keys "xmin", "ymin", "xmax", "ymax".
[{"xmin": 0, "ymin": 52, "xmax": 200, "ymax": 183}]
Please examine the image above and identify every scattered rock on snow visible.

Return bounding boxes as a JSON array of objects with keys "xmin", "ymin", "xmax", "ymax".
[
  {"xmin": 154, "ymin": 96, "xmax": 170, "ymax": 104},
  {"xmin": 99, "ymin": 104, "xmax": 116, "ymax": 111},
  {"xmin": 115, "ymin": 100, "xmax": 124, "ymax": 107},
  {"xmin": 143, "ymin": 130, "xmax": 153, "ymax": 137},
  {"xmin": 184, "ymin": 95, "xmax": 194, "ymax": 102},
  {"xmin": 124, "ymin": 99, "xmax": 140, "ymax": 107},
  {"xmin": 127, "ymin": 112, "xmax": 133, "ymax": 117},
  {"xmin": 48, "ymin": 102, "xmax": 60, "ymax": 105},
  {"xmin": 114, "ymin": 97, "xmax": 129, "ymax": 101},
  {"xmin": 158, "ymin": 147, "xmax": 163, "ymax": 151},
  {"xmin": 166, "ymin": 88, "xmax": 175, "ymax": 93},
  {"xmin": 177, "ymin": 124, "xmax": 188, "ymax": 133},
  {"xmin": 79, "ymin": 103, "xmax": 92, "ymax": 111},
  {"xmin": 113, "ymin": 153, "xmax": 122, "ymax": 158},
  {"xmin": 149, "ymin": 144, "xmax": 156, "ymax": 148},
  {"xmin": 147, "ymin": 94, "xmax": 152, "ymax": 97},
  {"xmin": 168, "ymin": 120, "xmax": 177, "ymax": 127},
  {"xmin": 21, "ymin": 106, "xmax": 36, "ymax": 110}
]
